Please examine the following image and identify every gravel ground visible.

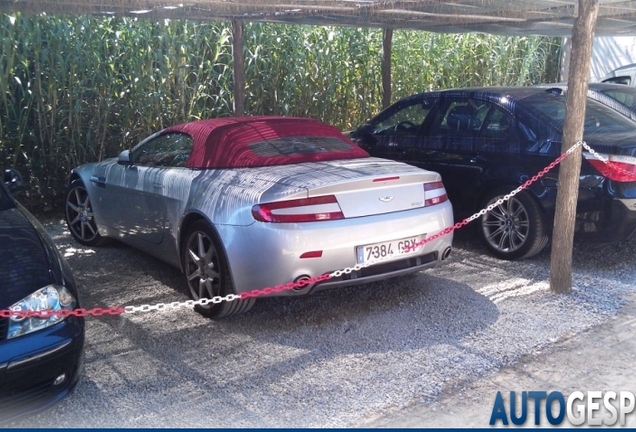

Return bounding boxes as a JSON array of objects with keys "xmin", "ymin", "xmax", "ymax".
[{"xmin": 5, "ymin": 215, "xmax": 636, "ymax": 428}]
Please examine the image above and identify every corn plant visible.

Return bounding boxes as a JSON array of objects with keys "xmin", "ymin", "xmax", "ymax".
[{"xmin": 0, "ymin": 13, "xmax": 561, "ymax": 211}]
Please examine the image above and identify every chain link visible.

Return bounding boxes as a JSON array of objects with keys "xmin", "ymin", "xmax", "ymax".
[
  {"xmin": 0, "ymin": 140, "xmax": 595, "ymax": 320},
  {"xmin": 582, "ymin": 141, "xmax": 608, "ymax": 161},
  {"xmin": 402, "ymin": 140, "xmax": 585, "ymax": 253},
  {"xmin": 581, "ymin": 141, "xmax": 636, "ymax": 181}
]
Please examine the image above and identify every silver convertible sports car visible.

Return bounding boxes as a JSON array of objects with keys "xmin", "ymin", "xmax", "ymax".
[{"xmin": 65, "ymin": 117, "xmax": 454, "ymax": 317}]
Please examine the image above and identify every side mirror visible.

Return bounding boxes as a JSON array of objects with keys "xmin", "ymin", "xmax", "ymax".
[
  {"xmin": 3, "ymin": 168, "xmax": 24, "ymax": 193},
  {"xmin": 118, "ymin": 149, "xmax": 133, "ymax": 166},
  {"xmin": 351, "ymin": 123, "xmax": 377, "ymax": 150},
  {"xmin": 354, "ymin": 123, "xmax": 374, "ymax": 138}
]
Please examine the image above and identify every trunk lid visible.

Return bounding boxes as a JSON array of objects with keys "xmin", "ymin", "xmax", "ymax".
[{"xmin": 254, "ymin": 157, "xmax": 445, "ymax": 218}]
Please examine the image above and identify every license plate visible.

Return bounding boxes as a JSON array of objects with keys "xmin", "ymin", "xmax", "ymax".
[{"xmin": 356, "ymin": 236, "xmax": 422, "ymax": 264}]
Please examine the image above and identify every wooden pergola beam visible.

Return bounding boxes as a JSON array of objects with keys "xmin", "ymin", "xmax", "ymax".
[{"xmin": 0, "ymin": 1, "xmax": 628, "ymax": 37}]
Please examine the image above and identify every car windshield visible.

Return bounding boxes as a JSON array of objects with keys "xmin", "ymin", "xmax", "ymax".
[{"xmin": 521, "ymin": 95, "xmax": 636, "ymax": 134}]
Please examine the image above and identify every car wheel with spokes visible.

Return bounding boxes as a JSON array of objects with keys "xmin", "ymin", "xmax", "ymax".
[
  {"xmin": 65, "ymin": 179, "xmax": 104, "ymax": 246},
  {"xmin": 478, "ymin": 189, "xmax": 549, "ymax": 260},
  {"xmin": 182, "ymin": 220, "xmax": 255, "ymax": 318}
]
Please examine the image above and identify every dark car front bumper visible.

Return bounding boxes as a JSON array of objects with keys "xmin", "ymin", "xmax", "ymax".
[{"xmin": 0, "ymin": 316, "xmax": 85, "ymax": 425}]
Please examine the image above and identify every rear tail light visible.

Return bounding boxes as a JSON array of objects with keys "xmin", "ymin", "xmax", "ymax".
[
  {"xmin": 252, "ymin": 195, "xmax": 344, "ymax": 223},
  {"xmin": 424, "ymin": 181, "xmax": 448, "ymax": 206},
  {"xmin": 584, "ymin": 152, "xmax": 636, "ymax": 182}
]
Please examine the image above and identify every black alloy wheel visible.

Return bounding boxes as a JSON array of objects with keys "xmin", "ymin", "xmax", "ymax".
[
  {"xmin": 65, "ymin": 180, "xmax": 103, "ymax": 246},
  {"xmin": 478, "ymin": 189, "xmax": 549, "ymax": 260},
  {"xmin": 182, "ymin": 220, "xmax": 255, "ymax": 318}
]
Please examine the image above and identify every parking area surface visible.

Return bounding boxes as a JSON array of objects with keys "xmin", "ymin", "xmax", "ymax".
[
  {"xmin": 363, "ymin": 290, "xmax": 636, "ymax": 427},
  {"xmin": 7, "ymin": 217, "xmax": 636, "ymax": 427}
]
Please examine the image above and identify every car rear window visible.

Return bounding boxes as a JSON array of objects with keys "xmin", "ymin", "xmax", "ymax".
[
  {"xmin": 522, "ymin": 95, "xmax": 636, "ymax": 134},
  {"xmin": 248, "ymin": 136, "xmax": 354, "ymax": 157},
  {"xmin": 597, "ymin": 88, "xmax": 636, "ymax": 112}
]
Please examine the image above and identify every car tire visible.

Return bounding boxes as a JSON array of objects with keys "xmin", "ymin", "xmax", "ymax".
[
  {"xmin": 65, "ymin": 179, "xmax": 105, "ymax": 246},
  {"xmin": 478, "ymin": 189, "xmax": 549, "ymax": 260},
  {"xmin": 182, "ymin": 220, "xmax": 255, "ymax": 318}
]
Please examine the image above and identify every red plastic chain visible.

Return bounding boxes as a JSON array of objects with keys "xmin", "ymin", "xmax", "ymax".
[
  {"xmin": 581, "ymin": 142, "xmax": 636, "ymax": 182},
  {"xmin": 0, "ymin": 142, "xmax": 583, "ymax": 320},
  {"xmin": 0, "ymin": 306, "xmax": 126, "ymax": 319},
  {"xmin": 239, "ymin": 273, "xmax": 332, "ymax": 299},
  {"xmin": 403, "ymin": 143, "xmax": 577, "ymax": 253}
]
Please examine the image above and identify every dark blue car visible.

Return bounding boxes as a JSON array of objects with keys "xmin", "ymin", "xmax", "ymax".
[
  {"xmin": 350, "ymin": 87, "xmax": 636, "ymax": 260},
  {"xmin": 0, "ymin": 169, "xmax": 85, "ymax": 424}
]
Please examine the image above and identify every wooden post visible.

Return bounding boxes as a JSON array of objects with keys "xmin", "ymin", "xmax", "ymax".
[
  {"xmin": 550, "ymin": 0, "xmax": 599, "ymax": 294},
  {"xmin": 232, "ymin": 20, "xmax": 245, "ymax": 116},
  {"xmin": 382, "ymin": 28, "xmax": 393, "ymax": 109}
]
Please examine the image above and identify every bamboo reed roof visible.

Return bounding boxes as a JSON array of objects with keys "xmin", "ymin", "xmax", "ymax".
[{"xmin": 1, "ymin": 1, "xmax": 635, "ymax": 37}]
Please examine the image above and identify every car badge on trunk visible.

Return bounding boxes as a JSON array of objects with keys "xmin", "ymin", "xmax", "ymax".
[{"xmin": 379, "ymin": 196, "xmax": 394, "ymax": 203}]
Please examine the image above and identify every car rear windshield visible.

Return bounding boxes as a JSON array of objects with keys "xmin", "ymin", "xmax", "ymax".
[
  {"xmin": 248, "ymin": 136, "xmax": 355, "ymax": 157},
  {"xmin": 521, "ymin": 95, "xmax": 636, "ymax": 134}
]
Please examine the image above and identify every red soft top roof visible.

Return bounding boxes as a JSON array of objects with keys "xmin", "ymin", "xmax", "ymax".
[{"xmin": 162, "ymin": 116, "xmax": 369, "ymax": 169}]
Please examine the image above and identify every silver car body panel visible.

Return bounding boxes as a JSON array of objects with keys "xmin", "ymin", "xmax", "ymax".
[{"xmin": 72, "ymin": 156, "xmax": 453, "ymax": 294}]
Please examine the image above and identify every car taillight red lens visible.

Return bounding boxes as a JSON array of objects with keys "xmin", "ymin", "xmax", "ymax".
[
  {"xmin": 424, "ymin": 181, "xmax": 448, "ymax": 206},
  {"xmin": 252, "ymin": 195, "xmax": 344, "ymax": 223},
  {"xmin": 585, "ymin": 153, "xmax": 636, "ymax": 182}
]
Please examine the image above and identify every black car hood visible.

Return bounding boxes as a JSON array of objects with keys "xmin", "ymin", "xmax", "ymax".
[{"xmin": 0, "ymin": 206, "xmax": 53, "ymax": 309}]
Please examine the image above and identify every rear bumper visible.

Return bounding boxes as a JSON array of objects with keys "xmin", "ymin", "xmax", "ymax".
[
  {"xmin": 0, "ymin": 317, "xmax": 85, "ymax": 425},
  {"xmin": 574, "ymin": 197, "xmax": 636, "ymax": 243},
  {"xmin": 218, "ymin": 201, "xmax": 454, "ymax": 294},
  {"xmin": 310, "ymin": 250, "xmax": 449, "ymax": 293},
  {"xmin": 534, "ymin": 177, "xmax": 636, "ymax": 243}
]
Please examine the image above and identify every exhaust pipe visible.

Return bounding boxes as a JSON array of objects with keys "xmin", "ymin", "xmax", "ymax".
[
  {"xmin": 293, "ymin": 275, "xmax": 314, "ymax": 291},
  {"xmin": 441, "ymin": 247, "xmax": 452, "ymax": 261}
]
